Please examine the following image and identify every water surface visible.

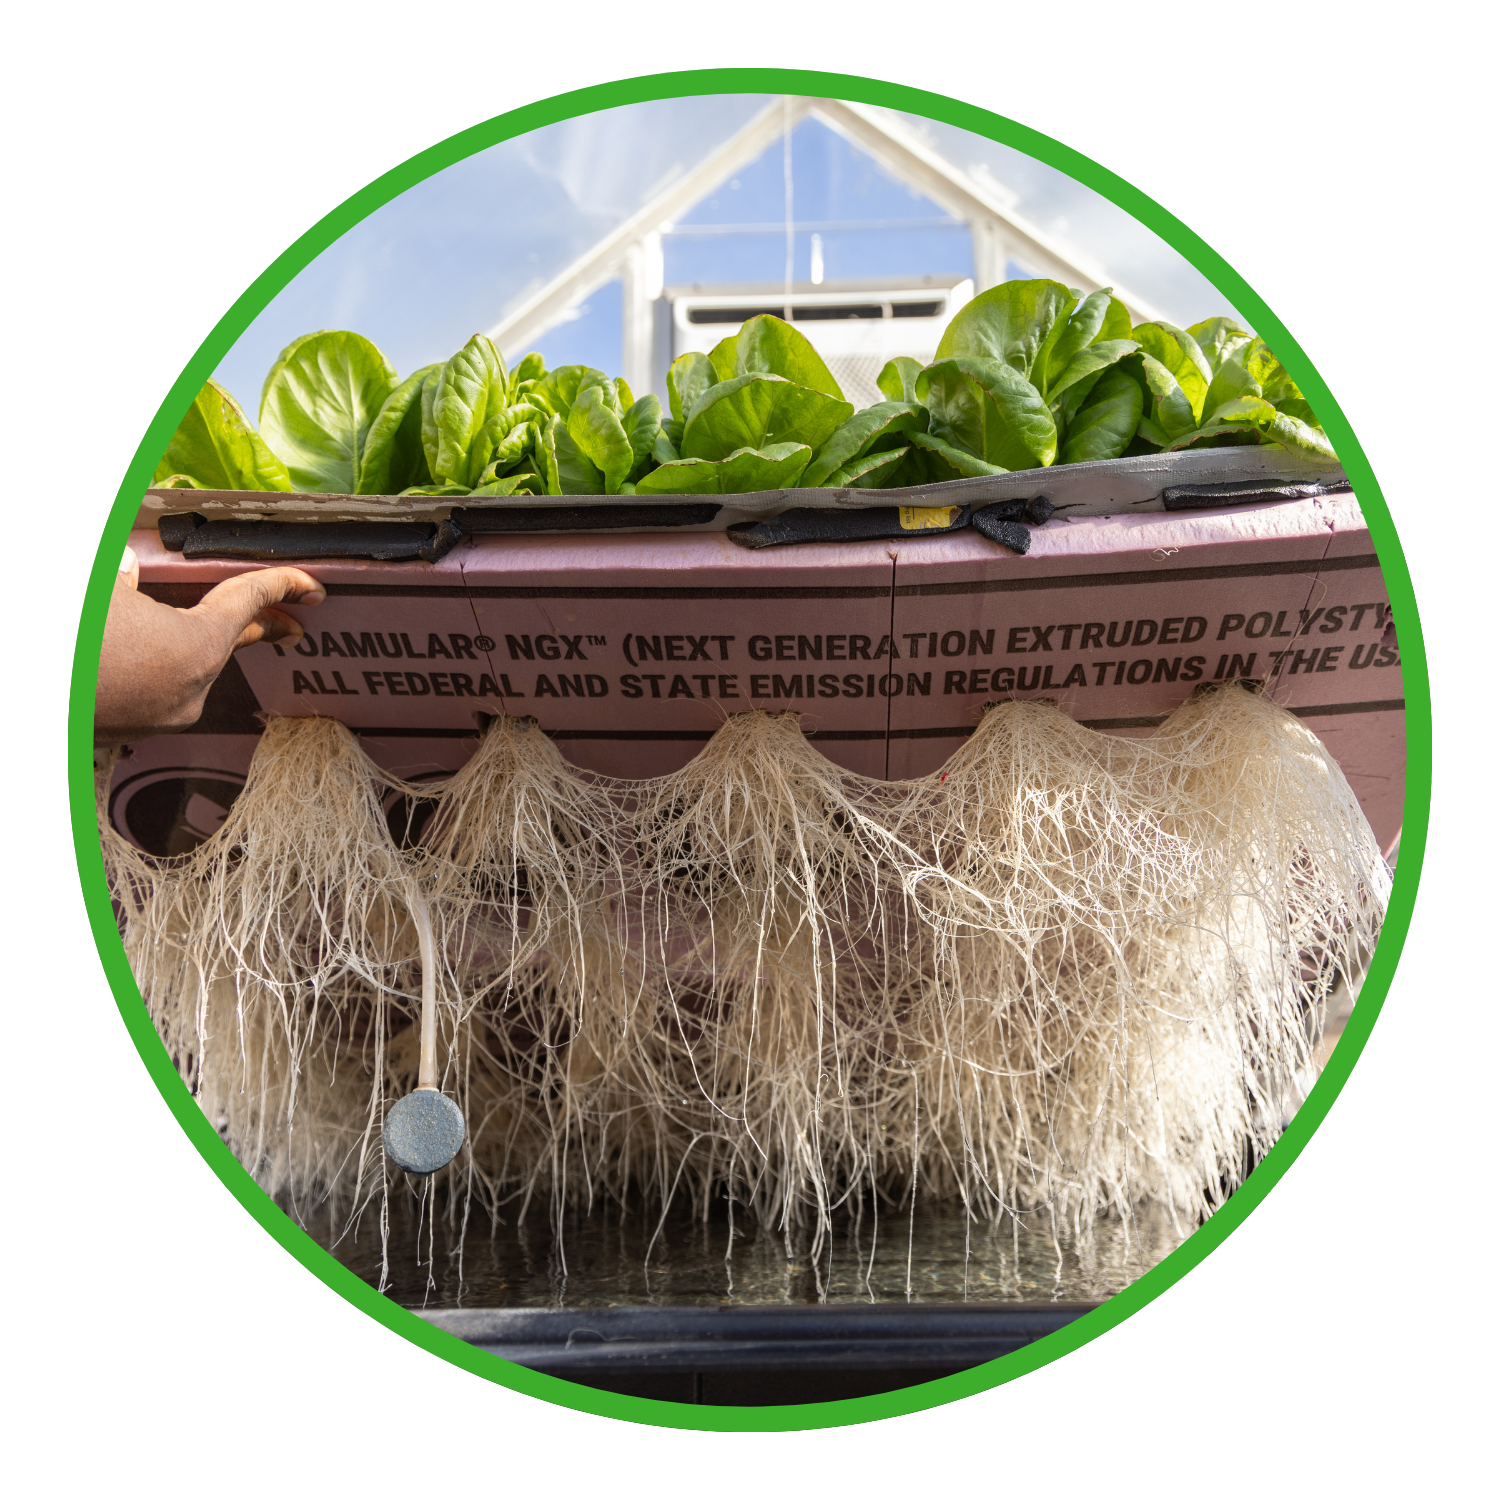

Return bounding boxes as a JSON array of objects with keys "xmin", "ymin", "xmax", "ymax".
[{"xmin": 305, "ymin": 1194, "xmax": 1189, "ymax": 1310}]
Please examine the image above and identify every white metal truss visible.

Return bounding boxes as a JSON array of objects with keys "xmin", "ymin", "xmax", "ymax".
[{"xmin": 487, "ymin": 95, "xmax": 1163, "ymax": 394}]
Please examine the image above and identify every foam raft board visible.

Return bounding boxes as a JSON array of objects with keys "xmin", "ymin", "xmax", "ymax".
[{"xmin": 111, "ymin": 490, "xmax": 1404, "ymax": 857}]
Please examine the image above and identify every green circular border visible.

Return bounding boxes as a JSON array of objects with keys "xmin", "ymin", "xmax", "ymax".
[{"xmin": 68, "ymin": 67, "xmax": 1428, "ymax": 1432}]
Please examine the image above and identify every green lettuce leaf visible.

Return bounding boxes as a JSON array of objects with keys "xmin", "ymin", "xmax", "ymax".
[
  {"xmin": 802, "ymin": 401, "xmax": 927, "ymax": 487},
  {"xmin": 511, "ymin": 352, "xmax": 546, "ymax": 390},
  {"xmin": 666, "ymin": 351, "xmax": 718, "ymax": 424},
  {"xmin": 527, "ymin": 363, "xmax": 612, "ymax": 420},
  {"xmin": 467, "ymin": 474, "xmax": 537, "ymax": 498},
  {"xmin": 481, "ymin": 457, "xmax": 543, "ymax": 495},
  {"xmin": 1196, "ymin": 397, "xmax": 1336, "ymax": 459},
  {"xmin": 623, "ymin": 395, "xmax": 664, "ymax": 480},
  {"xmin": 906, "ymin": 430, "xmax": 1008, "ymax": 480},
  {"xmin": 430, "ymin": 334, "xmax": 511, "ymax": 486},
  {"xmin": 1188, "ymin": 316, "xmax": 1255, "ymax": 373},
  {"xmin": 1244, "ymin": 339, "xmax": 1314, "ymax": 415},
  {"xmin": 1137, "ymin": 352, "xmax": 1199, "ymax": 440},
  {"xmin": 877, "ymin": 356, "xmax": 924, "ymax": 403},
  {"xmin": 728, "ymin": 315, "xmax": 843, "ymax": 398},
  {"xmin": 1059, "ymin": 365, "xmax": 1143, "ymax": 463},
  {"xmin": 1125, "ymin": 320, "xmax": 1339, "ymax": 459},
  {"xmin": 475, "ymin": 417, "xmax": 538, "ymax": 488},
  {"xmin": 154, "ymin": 379, "xmax": 293, "ymax": 492},
  {"xmin": 1039, "ymin": 287, "xmax": 1113, "ymax": 395},
  {"xmin": 636, "ymin": 442, "xmax": 812, "ymax": 495},
  {"xmin": 465, "ymin": 414, "xmax": 526, "ymax": 489},
  {"xmin": 1241, "ymin": 340, "xmax": 1332, "ymax": 448},
  {"xmin": 258, "ymin": 330, "xmax": 399, "ymax": 493},
  {"xmin": 1132, "ymin": 323, "xmax": 1212, "ymax": 422},
  {"xmin": 1137, "ymin": 391, "xmax": 1336, "ymax": 460},
  {"xmin": 1261, "ymin": 411, "xmax": 1337, "ymax": 460},
  {"xmin": 691, "ymin": 316, "xmax": 844, "ymax": 398},
  {"xmin": 824, "ymin": 446, "xmax": 911, "ymax": 489},
  {"xmin": 707, "ymin": 335, "xmax": 738, "ymax": 383},
  {"xmin": 917, "ymin": 358, "xmax": 1056, "ymax": 469},
  {"xmin": 1045, "ymin": 338, "xmax": 1138, "ymax": 405},
  {"xmin": 357, "ymin": 363, "xmax": 441, "ymax": 494},
  {"xmin": 568, "ymin": 384, "xmax": 634, "ymax": 494},
  {"xmin": 420, "ymin": 369, "xmax": 441, "ymax": 482},
  {"xmin": 478, "ymin": 405, "xmax": 539, "ymax": 473},
  {"xmin": 257, "ymin": 331, "xmax": 321, "ymax": 412},
  {"xmin": 1244, "ymin": 338, "xmax": 1286, "ymax": 391},
  {"xmin": 1201, "ymin": 356, "xmax": 1261, "ymax": 419},
  {"xmin": 1052, "ymin": 369, "xmax": 1104, "ymax": 433},
  {"xmin": 681, "ymin": 374, "xmax": 853, "ymax": 461},
  {"xmin": 1099, "ymin": 296, "xmax": 1133, "ymax": 342},
  {"xmin": 1203, "ymin": 395, "xmax": 1279, "ymax": 425},
  {"xmin": 935, "ymin": 279, "xmax": 1078, "ymax": 385},
  {"xmin": 535, "ymin": 411, "xmax": 605, "ymax": 495}
]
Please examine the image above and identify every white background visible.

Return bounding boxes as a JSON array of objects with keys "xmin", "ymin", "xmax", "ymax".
[{"xmin": 5, "ymin": 3, "xmax": 1492, "ymax": 1492}]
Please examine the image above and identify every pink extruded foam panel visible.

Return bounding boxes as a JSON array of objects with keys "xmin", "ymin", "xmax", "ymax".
[{"xmin": 110, "ymin": 493, "xmax": 1404, "ymax": 856}]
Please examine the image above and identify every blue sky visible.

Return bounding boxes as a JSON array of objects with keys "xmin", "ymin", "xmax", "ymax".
[
  {"xmin": 661, "ymin": 115, "xmax": 974, "ymax": 287},
  {"xmin": 212, "ymin": 96, "xmax": 1239, "ymax": 414}
]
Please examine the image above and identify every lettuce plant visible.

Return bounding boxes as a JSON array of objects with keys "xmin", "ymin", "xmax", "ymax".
[
  {"xmin": 150, "ymin": 282, "xmax": 1337, "ymax": 505},
  {"xmin": 522, "ymin": 362, "xmax": 665, "ymax": 495},
  {"xmin": 798, "ymin": 401, "xmax": 927, "ymax": 487},
  {"xmin": 644, "ymin": 318, "xmax": 852, "ymax": 494},
  {"xmin": 258, "ymin": 331, "xmax": 400, "ymax": 493},
  {"xmin": 708, "ymin": 314, "xmax": 844, "ymax": 396},
  {"xmin": 794, "ymin": 280, "xmax": 1142, "ymax": 489},
  {"xmin": 358, "ymin": 363, "xmax": 442, "ymax": 494},
  {"xmin": 1058, "ymin": 366, "xmax": 1144, "ymax": 464},
  {"xmin": 1130, "ymin": 319, "xmax": 1335, "ymax": 459},
  {"xmin": 154, "ymin": 379, "xmax": 293, "ymax": 492},
  {"xmin": 925, "ymin": 280, "xmax": 1141, "ymax": 468}
]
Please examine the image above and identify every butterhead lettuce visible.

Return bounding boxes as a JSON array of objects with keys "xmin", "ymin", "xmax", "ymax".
[{"xmin": 149, "ymin": 287, "xmax": 1336, "ymax": 505}]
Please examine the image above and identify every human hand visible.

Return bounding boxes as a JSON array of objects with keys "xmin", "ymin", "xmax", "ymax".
[{"xmin": 95, "ymin": 547, "xmax": 326, "ymax": 744}]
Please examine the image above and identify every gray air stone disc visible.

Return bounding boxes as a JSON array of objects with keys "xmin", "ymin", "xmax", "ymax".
[{"xmin": 382, "ymin": 1089, "xmax": 466, "ymax": 1175}]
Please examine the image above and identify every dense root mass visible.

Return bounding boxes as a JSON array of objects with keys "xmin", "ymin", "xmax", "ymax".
[
  {"xmin": 882, "ymin": 685, "xmax": 1387, "ymax": 1229},
  {"xmin": 102, "ymin": 686, "xmax": 1388, "ymax": 1247},
  {"xmin": 108, "ymin": 717, "xmax": 433, "ymax": 1219}
]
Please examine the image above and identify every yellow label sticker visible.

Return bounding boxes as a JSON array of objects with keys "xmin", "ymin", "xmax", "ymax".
[{"xmin": 898, "ymin": 505, "xmax": 959, "ymax": 531}]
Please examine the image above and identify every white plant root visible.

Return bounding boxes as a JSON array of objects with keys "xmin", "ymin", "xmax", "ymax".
[{"xmin": 101, "ymin": 685, "xmax": 1388, "ymax": 1248}]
